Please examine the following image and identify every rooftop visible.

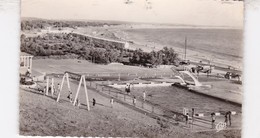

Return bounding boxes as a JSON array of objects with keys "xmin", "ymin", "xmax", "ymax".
[{"xmin": 20, "ymin": 52, "xmax": 33, "ymax": 57}]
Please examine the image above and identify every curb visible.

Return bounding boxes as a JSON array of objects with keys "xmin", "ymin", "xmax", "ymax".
[{"xmin": 194, "ymin": 111, "xmax": 237, "ymax": 117}]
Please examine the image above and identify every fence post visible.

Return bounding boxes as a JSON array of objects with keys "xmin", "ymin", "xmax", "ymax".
[
  {"xmin": 152, "ymin": 106, "xmax": 154, "ymax": 113},
  {"xmin": 46, "ymin": 76, "xmax": 49, "ymax": 96}
]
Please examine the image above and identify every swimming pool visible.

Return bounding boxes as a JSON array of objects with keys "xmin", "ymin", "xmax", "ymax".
[{"xmin": 120, "ymin": 86, "xmax": 241, "ymax": 114}]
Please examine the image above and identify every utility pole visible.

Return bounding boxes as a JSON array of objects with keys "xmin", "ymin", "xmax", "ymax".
[{"xmin": 184, "ymin": 37, "xmax": 187, "ymax": 60}]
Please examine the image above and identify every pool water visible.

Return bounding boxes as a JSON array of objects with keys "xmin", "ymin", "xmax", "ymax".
[{"xmin": 122, "ymin": 86, "xmax": 241, "ymax": 114}]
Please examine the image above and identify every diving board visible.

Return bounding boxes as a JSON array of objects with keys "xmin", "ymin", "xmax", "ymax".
[{"xmin": 179, "ymin": 71, "xmax": 202, "ymax": 86}]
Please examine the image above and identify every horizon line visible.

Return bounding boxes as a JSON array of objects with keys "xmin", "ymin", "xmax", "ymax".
[{"xmin": 21, "ymin": 16, "xmax": 243, "ymax": 30}]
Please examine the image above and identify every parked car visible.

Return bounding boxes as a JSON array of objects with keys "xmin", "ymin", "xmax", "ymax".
[
  {"xmin": 179, "ymin": 60, "xmax": 190, "ymax": 65},
  {"xmin": 224, "ymin": 72, "xmax": 241, "ymax": 80}
]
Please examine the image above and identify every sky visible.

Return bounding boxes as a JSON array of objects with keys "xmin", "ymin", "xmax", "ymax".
[
  {"xmin": 3, "ymin": 1, "xmax": 260, "ymax": 138},
  {"xmin": 21, "ymin": 0, "xmax": 244, "ymax": 27}
]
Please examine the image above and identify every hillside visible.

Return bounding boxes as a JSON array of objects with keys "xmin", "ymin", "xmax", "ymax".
[{"xmin": 20, "ymin": 30, "xmax": 180, "ymax": 65}]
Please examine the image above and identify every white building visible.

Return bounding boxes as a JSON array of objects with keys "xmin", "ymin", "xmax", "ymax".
[{"xmin": 20, "ymin": 52, "xmax": 33, "ymax": 75}]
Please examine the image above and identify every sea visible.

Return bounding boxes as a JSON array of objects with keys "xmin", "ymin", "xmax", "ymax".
[{"xmin": 124, "ymin": 28, "xmax": 243, "ymax": 69}]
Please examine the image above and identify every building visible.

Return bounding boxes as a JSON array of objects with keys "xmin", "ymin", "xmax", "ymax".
[
  {"xmin": 124, "ymin": 42, "xmax": 130, "ymax": 48},
  {"xmin": 20, "ymin": 52, "xmax": 33, "ymax": 75}
]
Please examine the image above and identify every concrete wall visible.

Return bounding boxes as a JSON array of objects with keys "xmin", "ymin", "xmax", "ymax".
[{"xmin": 109, "ymin": 81, "xmax": 173, "ymax": 88}]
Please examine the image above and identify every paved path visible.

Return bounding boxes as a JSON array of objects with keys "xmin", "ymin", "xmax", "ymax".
[
  {"xmin": 190, "ymin": 81, "xmax": 242, "ymax": 105},
  {"xmin": 86, "ymin": 81, "xmax": 242, "ymax": 132},
  {"xmin": 33, "ymin": 71, "xmax": 242, "ymax": 132},
  {"xmin": 190, "ymin": 114, "xmax": 242, "ymax": 132}
]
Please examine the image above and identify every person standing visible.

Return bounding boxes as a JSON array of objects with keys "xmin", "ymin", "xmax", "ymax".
[
  {"xmin": 191, "ymin": 108, "xmax": 195, "ymax": 118},
  {"xmin": 26, "ymin": 67, "xmax": 31, "ymax": 77},
  {"xmin": 76, "ymin": 98, "xmax": 81, "ymax": 107},
  {"xmin": 48, "ymin": 83, "xmax": 52, "ymax": 93},
  {"xmin": 57, "ymin": 83, "xmax": 60, "ymax": 93},
  {"xmin": 185, "ymin": 113, "xmax": 190, "ymax": 127},
  {"xmin": 110, "ymin": 97, "xmax": 114, "ymax": 108},
  {"xmin": 126, "ymin": 84, "xmax": 131, "ymax": 95},
  {"xmin": 125, "ymin": 84, "xmax": 129, "ymax": 95},
  {"xmin": 133, "ymin": 96, "xmax": 136, "ymax": 106},
  {"xmin": 93, "ymin": 98, "xmax": 96, "ymax": 107},
  {"xmin": 143, "ymin": 91, "xmax": 146, "ymax": 101},
  {"xmin": 224, "ymin": 113, "xmax": 228, "ymax": 126},
  {"xmin": 52, "ymin": 84, "xmax": 56, "ymax": 95},
  {"xmin": 191, "ymin": 108, "xmax": 195, "ymax": 125},
  {"xmin": 211, "ymin": 113, "xmax": 216, "ymax": 129},
  {"xmin": 67, "ymin": 91, "xmax": 73, "ymax": 103},
  {"xmin": 43, "ymin": 86, "xmax": 46, "ymax": 94},
  {"xmin": 228, "ymin": 111, "xmax": 232, "ymax": 126}
]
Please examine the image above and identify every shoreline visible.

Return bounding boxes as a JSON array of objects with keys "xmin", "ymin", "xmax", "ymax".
[
  {"xmin": 74, "ymin": 26, "xmax": 243, "ymax": 71},
  {"xmin": 22, "ymin": 25, "xmax": 243, "ymax": 71}
]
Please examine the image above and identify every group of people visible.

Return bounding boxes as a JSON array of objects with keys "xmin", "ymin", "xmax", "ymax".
[
  {"xmin": 66, "ymin": 91, "xmax": 81, "ymax": 107},
  {"xmin": 185, "ymin": 109, "xmax": 232, "ymax": 129},
  {"xmin": 133, "ymin": 91, "xmax": 146, "ymax": 105},
  {"xmin": 64, "ymin": 83, "xmax": 148, "ymax": 109},
  {"xmin": 185, "ymin": 108, "xmax": 195, "ymax": 128},
  {"xmin": 93, "ymin": 97, "xmax": 114, "ymax": 108},
  {"xmin": 125, "ymin": 83, "xmax": 147, "ymax": 106},
  {"xmin": 224, "ymin": 111, "xmax": 232, "ymax": 126},
  {"xmin": 67, "ymin": 91, "xmax": 73, "ymax": 103},
  {"xmin": 43, "ymin": 82, "xmax": 60, "ymax": 96},
  {"xmin": 211, "ymin": 111, "xmax": 232, "ymax": 129}
]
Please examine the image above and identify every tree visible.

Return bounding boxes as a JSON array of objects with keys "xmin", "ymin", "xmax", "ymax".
[
  {"xmin": 148, "ymin": 51, "xmax": 157, "ymax": 65},
  {"xmin": 19, "ymin": 32, "xmax": 180, "ymax": 65},
  {"xmin": 106, "ymin": 49, "xmax": 120, "ymax": 63}
]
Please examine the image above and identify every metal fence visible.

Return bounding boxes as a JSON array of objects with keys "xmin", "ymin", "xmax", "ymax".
[
  {"xmin": 83, "ymin": 80, "xmax": 186, "ymax": 123},
  {"xmin": 83, "ymin": 72, "xmax": 174, "ymax": 80},
  {"xmin": 55, "ymin": 71, "xmax": 187, "ymax": 124}
]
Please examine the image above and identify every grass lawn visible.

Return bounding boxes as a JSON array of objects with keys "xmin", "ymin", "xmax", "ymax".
[
  {"xmin": 20, "ymin": 58, "xmax": 241, "ymax": 137},
  {"xmin": 19, "ymin": 86, "xmax": 241, "ymax": 137},
  {"xmin": 32, "ymin": 59, "xmax": 173, "ymax": 75}
]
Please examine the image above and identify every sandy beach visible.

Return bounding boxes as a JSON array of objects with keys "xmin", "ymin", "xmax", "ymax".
[{"xmin": 73, "ymin": 25, "xmax": 243, "ymax": 70}]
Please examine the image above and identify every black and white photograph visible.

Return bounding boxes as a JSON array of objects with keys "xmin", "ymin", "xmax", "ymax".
[{"xmin": 18, "ymin": 0, "xmax": 245, "ymax": 137}]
